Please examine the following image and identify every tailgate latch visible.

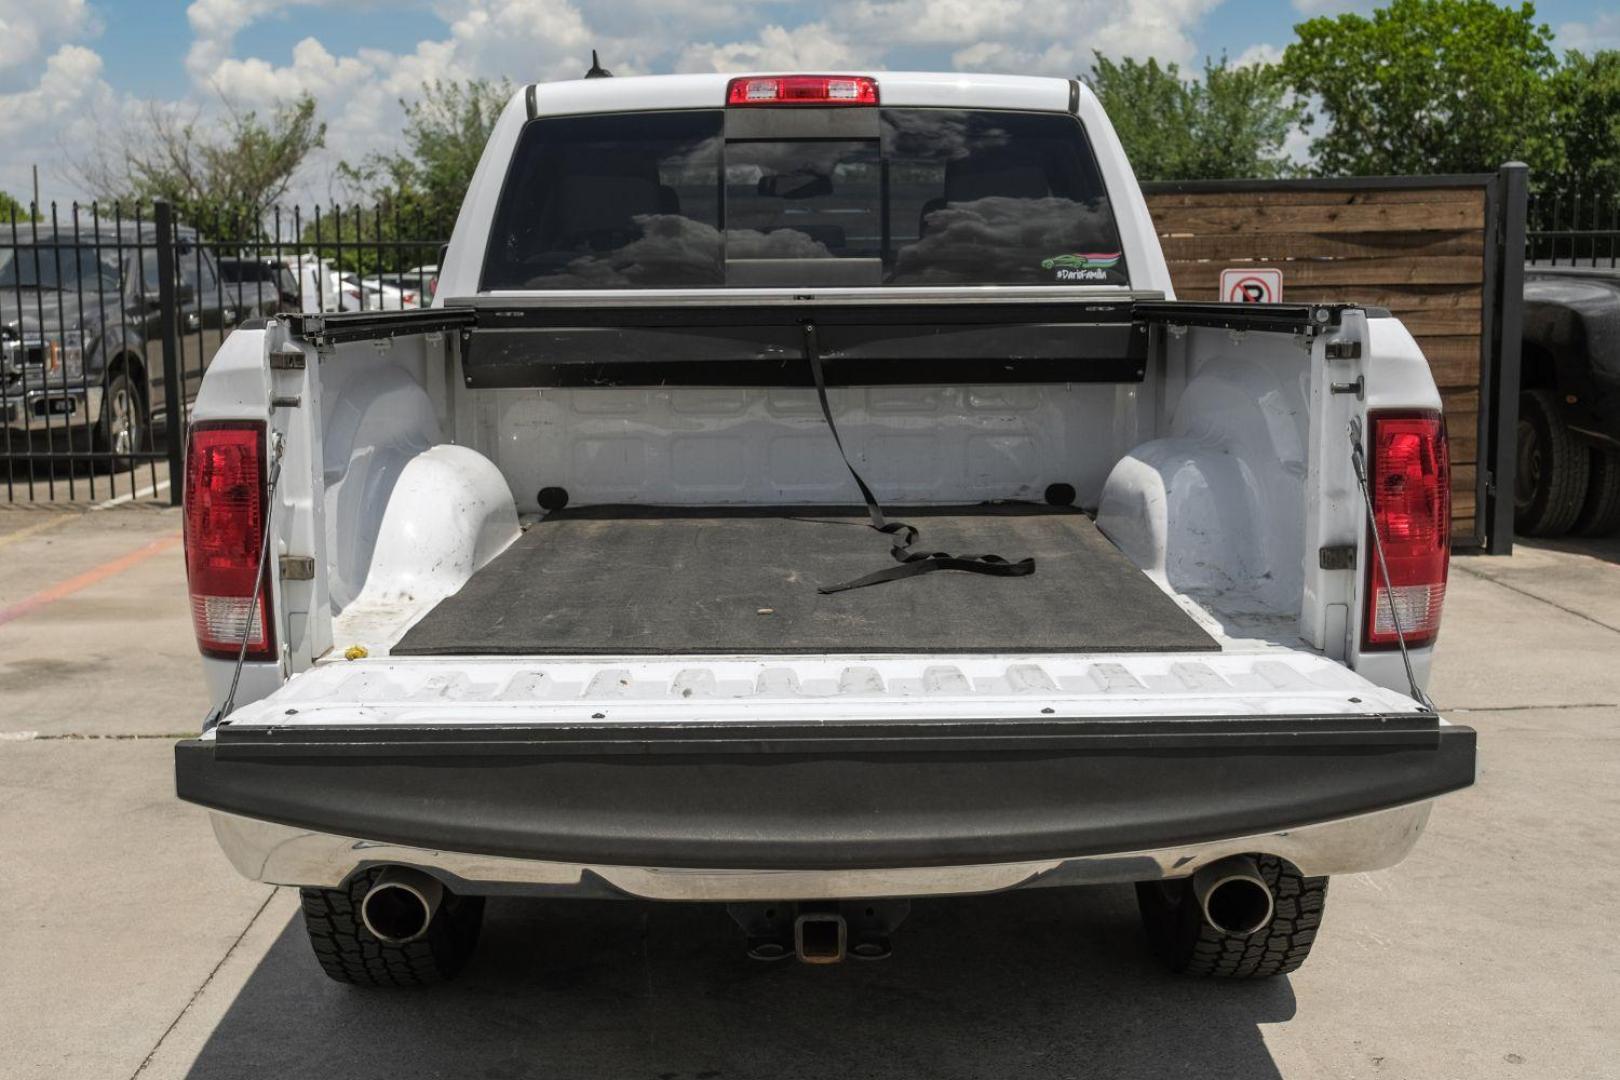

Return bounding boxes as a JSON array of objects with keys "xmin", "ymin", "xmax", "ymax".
[{"xmin": 278, "ymin": 555, "xmax": 316, "ymax": 581}]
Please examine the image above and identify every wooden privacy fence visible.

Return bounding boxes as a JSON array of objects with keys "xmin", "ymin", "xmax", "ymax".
[{"xmin": 1142, "ymin": 167, "xmax": 1528, "ymax": 552}]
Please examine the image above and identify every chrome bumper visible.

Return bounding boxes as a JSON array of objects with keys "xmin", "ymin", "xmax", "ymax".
[
  {"xmin": 1, "ymin": 384, "xmax": 99, "ymax": 433},
  {"xmin": 207, "ymin": 800, "xmax": 1434, "ymax": 902}
]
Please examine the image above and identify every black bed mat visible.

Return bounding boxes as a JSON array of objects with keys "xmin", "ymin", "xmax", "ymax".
[{"xmin": 391, "ymin": 505, "xmax": 1217, "ymax": 656}]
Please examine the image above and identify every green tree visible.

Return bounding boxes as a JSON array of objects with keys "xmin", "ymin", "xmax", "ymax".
[
  {"xmin": 340, "ymin": 78, "xmax": 512, "ymax": 240},
  {"xmin": 0, "ymin": 192, "xmax": 36, "ymax": 223},
  {"xmin": 1282, "ymin": 0, "xmax": 1559, "ymax": 176},
  {"xmin": 1546, "ymin": 50, "xmax": 1620, "ymax": 199},
  {"xmin": 75, "ymin": 95, "xmax": 326, "ymax": 231},
  {"xmin": 1089, "ymin": 54, "xmax": 1304, "ymax": 181},
  {"xmin": 295, "ymin": 196, "xmax": 443, "ymax": 277},
  {"xmin": 305, "ymin": 79, "xmax": 510, "ymax": 275}
]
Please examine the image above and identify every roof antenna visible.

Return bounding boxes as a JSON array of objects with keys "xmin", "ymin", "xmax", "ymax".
[{"xmin": 584, "ymin": 49, "xmax": 613, "ymax": 79}]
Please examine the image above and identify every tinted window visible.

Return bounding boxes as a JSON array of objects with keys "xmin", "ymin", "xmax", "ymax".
[
  {"xmin": 725, "ymin": 139, "xmax": 881, "ymax": 260},
  {"xmin": 178, "ymin": 247, "xmax": 219, "ymax": 295},
  {"xmin": 481, "ymin": 107, "xmax": 1126, "ymax": 290},
  {"xmin": 482, "ymin": 111, "xmax": 724, "ymax": 289},
  {"xmin": 0, "ymin": 245, "xmax": 121, "ymax": 290},
  {"xmin": 139, "ymin": 249, "xmax": 161, "ymax": 291},
  {"xmin": 883, "ymin": 110, "xmax": 1127, "ymax": 286},
  {"xmin": 218, "ymin": 260, "xmax": 274, "ymax": 283}
]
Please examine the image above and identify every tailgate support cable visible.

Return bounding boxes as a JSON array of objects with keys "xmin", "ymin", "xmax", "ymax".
[
  {"xmin": 206, "ymin": 431, "xmax": 285, "ymax": 730},
  {"xmin": 802, "ymin": 321, "xmax": 1035, "ymax": 593},
  {"xmin": 1349, "ymin": 418, "xmax": 1435, "ymax": 711}
]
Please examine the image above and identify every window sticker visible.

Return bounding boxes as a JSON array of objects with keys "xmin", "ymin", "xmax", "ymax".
[{"xmin": 1041, "ymin": 251, "xmax": 1122, "ymax": 281}]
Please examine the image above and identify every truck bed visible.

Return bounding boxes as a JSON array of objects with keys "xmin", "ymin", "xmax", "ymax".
[{"xmin": 392, "ymin": 505, "xmax": 1216, "ymax": 656}]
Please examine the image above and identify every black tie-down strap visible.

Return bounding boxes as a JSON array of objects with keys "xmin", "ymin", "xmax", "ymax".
[{"xmin": 802, "ymin": 322, "xmax": 1036, "ymax": 594}]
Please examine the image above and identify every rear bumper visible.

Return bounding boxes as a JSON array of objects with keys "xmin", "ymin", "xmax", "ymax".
[
  {"xmin": 176, "ymin": 713, "xmax": 1476, "ymax": 894},
  {"xmin": 203, "ymin": 801, "xmax": 1437, "ymax": 901}
]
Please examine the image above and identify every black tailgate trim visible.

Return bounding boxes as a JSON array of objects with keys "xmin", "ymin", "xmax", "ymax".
[{"xmin": 176, "ymin": 717, "xmax": 1476, "ymax": 871}]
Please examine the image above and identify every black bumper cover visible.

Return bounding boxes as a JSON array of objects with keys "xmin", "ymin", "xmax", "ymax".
[{"xmin": 175, "ymin": 715, "xmax": 1476, "ymax": 870}]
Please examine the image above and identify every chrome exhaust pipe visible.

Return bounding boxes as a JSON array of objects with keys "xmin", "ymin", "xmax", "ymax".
[
  {"xmin": 1192, "ymin": 856, "xmax": 1275, "ymax": 937},
  {"xmin": 360, "ymin": 867, "xmax": 444, "ymax": 945}
]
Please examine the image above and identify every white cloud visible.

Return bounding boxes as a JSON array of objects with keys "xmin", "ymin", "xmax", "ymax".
[
  {"xmin": 0, "ymin": 44, "xmax": 105, "ymax": 139},
  {"xmin": 0, "ymin": 0, "xmax": 98, "ymax": 75},
  {"xmin": 0, "ymin": 1, "xmax": 118, "ymax": 202},
  {"xmin": 1558, "ymin": 12, "xmax": 1620, "ymax": 51},
  {"xmin": 11, "ymin": 0, "xmax": 1247, "ymax": 204},
  {"xmin": 676, "ymin": 22, "xmax": 879, "ymax": 72},
  {"xmin": 1233, "ymin": 42, "xmax": 1284, "ymax": 67},
  {"xmin": 872, "ymin": 0, "xmax": 1221, "ymax": 68},
  {"xmin": 1288, "ymin": 0, "xmax": 1378, "ymax": 14}
]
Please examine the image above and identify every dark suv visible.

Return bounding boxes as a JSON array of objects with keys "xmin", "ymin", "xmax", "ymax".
[{"xmin": 1, "ymin": 223, "xmax": 243, "ymax": 458}]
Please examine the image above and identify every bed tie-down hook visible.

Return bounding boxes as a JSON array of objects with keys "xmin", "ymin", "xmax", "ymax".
[{"xmin": 1347, "ymin": 417, "xmax": 1435, "ymax": 711}]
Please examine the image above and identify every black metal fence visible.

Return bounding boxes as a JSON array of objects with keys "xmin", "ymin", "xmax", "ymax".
[
  {"xmin": 1, "ymin": 200, "xmax": 445, "ymax": 503},
  {"xmin": 1527, "ymin": 188, "xmax": 1620, "ymax": 267}
]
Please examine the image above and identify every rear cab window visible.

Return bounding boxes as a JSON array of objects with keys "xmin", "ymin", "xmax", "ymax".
[{"xmin": 481, "ymin": 107, "xmax": 1128, "ymax": 291}]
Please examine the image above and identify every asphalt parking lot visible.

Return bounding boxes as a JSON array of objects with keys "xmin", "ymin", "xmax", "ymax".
[{"xmin": 2, "ymin": 503, "xmax": 1617, "ymax": 1080}]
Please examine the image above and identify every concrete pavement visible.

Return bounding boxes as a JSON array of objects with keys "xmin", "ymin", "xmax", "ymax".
[{"xmin": 1, "ymin": 506, "xmax": 1617, "ymax": 1079}]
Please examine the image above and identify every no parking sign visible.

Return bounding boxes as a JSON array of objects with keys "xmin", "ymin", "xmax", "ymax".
[{"xmin": 1220, "ymin": 267, "xmax": 1283, "ymax": 303}]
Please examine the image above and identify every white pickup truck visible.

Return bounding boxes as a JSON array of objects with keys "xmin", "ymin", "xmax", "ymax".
[{"xmin": 175, "ymin": 72, "xmax": 1474, "ymax": 986}]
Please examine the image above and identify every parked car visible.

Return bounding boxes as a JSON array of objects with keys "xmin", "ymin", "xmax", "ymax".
[
  {"xmin": 336, "ymin": 273, "xmax": 419, "ymax": 311},
  {"xmin": 217, "ymin": 258, "xmax": 300, "ymax": 318},
  {"xmin": 1, "ymin": 223, "xmax": 242, "ymax": 456},
  {"xmin": 385, "ymin": 264, "xmax": 438, "ymax": 303},
  {"xmin": 175, "ymin": 72, "xmax": 1475, "ymax": 987},
  {"xmin": 283, "ymin": 256, "xmax": 343, "ymax": 313},
  {"xmin": 1516, "ymin": 263, "xmax": 1620, "ymax": 536}
]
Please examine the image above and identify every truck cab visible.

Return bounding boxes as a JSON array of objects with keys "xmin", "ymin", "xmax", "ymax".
[{"xmin": 173, "ymin": 72, "xmax": 1474, "ymax": 985}]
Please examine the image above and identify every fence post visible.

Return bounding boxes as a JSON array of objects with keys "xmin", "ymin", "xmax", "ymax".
[
  {"xmin": 1485, "ymin": 163, "xmax": 1528, "ymax": 555},
  {"xmin": 154, "ymin": 200, "xmax": 185, "ymax": 504}
]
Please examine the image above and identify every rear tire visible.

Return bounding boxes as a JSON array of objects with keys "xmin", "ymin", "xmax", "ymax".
[
  {"xmin": 1136, "ymin": 855, "xmax": 1327, "ymax": 978},
  {"xmin": 1515, "ymin": 388, "xmax": 1590, "ymax": 537},
  {"xmin": 1573, "ymin": 446, "xmax": 1620, "ymax": 537},
  {"xmin": 299, "ymin": 868, "xmax": 485, "ymax": 987},
  {"xmin": 94, "ymin": 370, "xmax": 148, "ymax": 473}
]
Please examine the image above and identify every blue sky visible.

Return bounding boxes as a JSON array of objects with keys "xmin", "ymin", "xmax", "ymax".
[{"xmin": 2, "ymin": 0, "xmax": 1616, "ymax": 204}]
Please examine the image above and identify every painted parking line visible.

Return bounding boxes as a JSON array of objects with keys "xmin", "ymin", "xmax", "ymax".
[
  {"xmin": 0, "ymin": 514, "xmax": 75, "ymax": 550},
  {"xmin": 93, "ymin": 478, "xmax": 172, "ymax": 510},
  {"xmin": 0, "ymin": 532, "xmax": 182, "ymax": 628}
]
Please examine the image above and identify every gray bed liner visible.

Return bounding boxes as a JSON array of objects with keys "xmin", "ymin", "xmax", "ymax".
[{"xmin": 392, "ymin": 505, "xmax": 1218, "ymax": 656}]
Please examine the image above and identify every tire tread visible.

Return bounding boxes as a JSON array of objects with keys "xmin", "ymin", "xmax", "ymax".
[
  {"xmin": 298, "ymin": 869, "xmax": 482, "ymax": 988},
  {"xmin": 1518, "ymin": 388, "xmax": 1590, "ymax": 537},
  {"xmin": 1574, "ymin": 446, "xmax": 1620, "ymax": 537},
  {"xmin": 1137, "ymin": 855, "xmax": 1327, "ymax": 979}
]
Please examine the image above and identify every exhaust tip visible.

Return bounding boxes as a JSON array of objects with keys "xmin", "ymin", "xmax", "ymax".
[
  {"xmin": 1192, "ymin": 856, "xmax": 1275, "ymax": 937},
  {"xmin": 360, "ymin": 867, "xmax": 445, "ymax": 945}
]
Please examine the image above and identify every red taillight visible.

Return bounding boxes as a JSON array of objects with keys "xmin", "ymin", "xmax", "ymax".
[
  {"xmin": 726, "ymin": 75, "xmax": 879, "ymax": 106},
  {"xmin": 184, "ymin": 422, "xmax": 274, "ymax": 661},
  {"xmin": 1363, "ymin": 412, "xmax": 1449, "ymax": 649}
]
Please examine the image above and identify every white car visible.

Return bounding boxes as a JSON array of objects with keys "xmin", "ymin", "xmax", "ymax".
[
  {"xmin": 389, "ymin": 265, "xmax": 439, "ymax": 304},
  {"xmin": 176, "ymin": 72, "xmax": 1475, "ymax": 987},
  {"xmin": 277, "ymin": 256, "xmax": 344, "ymax": 313},
  {"xmin": 336, "ymin": 274, "xmax": 420, "ymax": 311}
]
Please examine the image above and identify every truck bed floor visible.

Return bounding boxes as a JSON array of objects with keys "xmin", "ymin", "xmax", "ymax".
[{"xmin": 392, "ymin": 505, "xmax": 1217, "ymax": 656}]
